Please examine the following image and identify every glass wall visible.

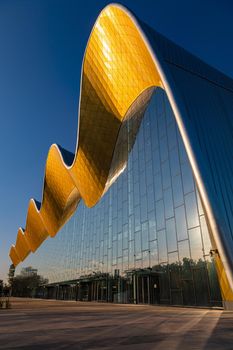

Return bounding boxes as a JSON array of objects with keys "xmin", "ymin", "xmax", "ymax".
[{"xmin": 22, "ymin": 88, "xmax": 222, "ymax": 307}]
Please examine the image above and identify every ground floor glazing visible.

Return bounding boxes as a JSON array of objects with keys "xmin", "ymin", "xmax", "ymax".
[{"xmin": 38, "ymin": 261, "xmax": 222, "ymax": 307}]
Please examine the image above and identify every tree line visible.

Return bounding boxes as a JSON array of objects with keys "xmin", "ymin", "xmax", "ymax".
[{"xmin": 1, "ymin": 264, "xmax": 48, "ymax": 298}]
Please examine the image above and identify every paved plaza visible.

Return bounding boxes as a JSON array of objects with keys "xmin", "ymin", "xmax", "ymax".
[{"xmin": 0, "ymin": 298, "xmax": 233, "ymax": 349}]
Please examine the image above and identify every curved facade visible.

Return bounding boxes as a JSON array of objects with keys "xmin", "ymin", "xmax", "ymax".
[
  {"xmin": 10, "ymin": 4, "xmax": 233, "ymax": 308},
  {"xmin": 22, "ymin": 88, "xmax": 223, "ymax": 307}
]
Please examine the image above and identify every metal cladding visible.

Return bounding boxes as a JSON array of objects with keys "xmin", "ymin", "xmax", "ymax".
[{"xmin": 9, "ymin": 4, "xmax": 233, "ymax": 300}]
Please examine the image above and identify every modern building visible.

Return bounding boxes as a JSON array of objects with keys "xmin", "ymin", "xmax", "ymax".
[{"xmin": 10, "ymin": 4, "xmax": 233, "ymax": 309}]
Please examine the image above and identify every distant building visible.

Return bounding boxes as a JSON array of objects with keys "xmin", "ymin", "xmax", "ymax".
[{"xmin": 21, "ymin": 267, "xmax": 38, "ymax": 277}]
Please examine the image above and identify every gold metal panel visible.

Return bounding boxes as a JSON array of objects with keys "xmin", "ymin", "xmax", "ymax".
[
  {"xmin": 9, "ymin": 246, "xmax": 21, "ymax": 267},
  {"xmin": 24, "ymin": 199, "xmax": 48, "ymax": 252},
  {"xmin": 15, "ymin": 229, "xmax": 30, "ymax": 261},
  {"xmin": 39, "ymin": 145, "xmax": 80, "ymax": 237}
]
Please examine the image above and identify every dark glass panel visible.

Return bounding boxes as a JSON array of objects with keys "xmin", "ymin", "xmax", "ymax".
[
  {"xmin": 192, "ymin": 263, "xmax": 210, "ymax": 306},
  {"xmin": 182, "ymin": 279, "xmax": 195, "ymax": 305},
  {"xmin": 171, "ymin": 290, "xmax": 183, "ymax": 305}
]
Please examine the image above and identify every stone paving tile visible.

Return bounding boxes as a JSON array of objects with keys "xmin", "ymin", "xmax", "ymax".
[{"xmin": 0, "ymin": 298, "xmax": 232, "ymax": 349}]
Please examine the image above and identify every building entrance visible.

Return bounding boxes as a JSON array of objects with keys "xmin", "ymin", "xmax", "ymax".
[{"xmin": 130, "ymin": 270, "xmax": 160, "ymax": 305}]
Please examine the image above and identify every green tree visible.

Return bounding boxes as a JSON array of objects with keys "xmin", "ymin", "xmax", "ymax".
[{"xmin": 11, "ymin": 271, "xmax": 48, "ymax": 297}]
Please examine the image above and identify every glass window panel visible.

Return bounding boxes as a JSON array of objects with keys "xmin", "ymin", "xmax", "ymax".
[
  {"xmin": 140, "ymin": 195, "xmax": 148, "ymax": 223},
  {"xmin": 181, "ymin": 162, "xmax": 195, "ymax": 194},
  {"xmin": 178, "ymin": 134, "xmax": 189, "ymax": 164},
  {"xmin": 142, "ymin": 250, "xmax": 150, "ymax": 268},
  {"xmin": 196, "ymin": 188, "xmax": 204, "ymax": 216},
  {"xmin": 146, "ymin": 162, "xmax": 153, "ymax": 187},
  {"xmin": 158, "ymin": 112, "xmax": 166, "ymax": 138},
  {"xmin": 135, "ymin": 230, "xmax": 141, "ymax": 254},
  {"xmin": 112, "ymin": 218, "xmax": 117, "ymax": 241},
  {"xmin": 134, "ymin": 205, "xmax": 141, "ymax": 231},
  {"xmin": 175, "ymin": 205, "xmax": 188, "ymax": 241},
  {"xmin": 167, "ymin": 121, "xmax": 177, "ymax": 150},
  {"xmin": 165, "ymin": 102, "xmax": 174, "ymax": 126},
  {"xmin": 128, "ymin": 215, "xmax": 134, "ymax": 241},
  {"xmin": 158, "ymin": 264, "xmax": 170, "ymax": 301},
  {"xmin": 156, "ymin": 90, "xmax": 164, "ymax": 115},
  {"xmin": 139, "ymin": 170, "xmax": 146, "ymax": 196},
  {"xmin": 128, "ymin": 240, "xmax": 135, "ymax": 269},
  {"xmin": 123, "ymin": 224, "xmax": 128, "ymax": 250},
  {"xmin": 148, "ymin": 210, "xmax": 156, "ymax": 228},
  {"xmin": 117, "ymin": 209, "xmax": 122, "ymax": 234},
  {"xmin": 150, "ymin": 240, "xmax": 158, "ymax": 267},
  {"xmin": 144, "ymin": 119, "xmax": 151, "ymax": 140},
  {"xmin": 123, "ymin": 249, "xmax": 128, "ymax": 270},
  {"xmin": 133, "ymin": 182, "xmax": 140, "ymax": 206},
  {"xmin": 168, "ymin": 251, "xmax": 179, "ymax": 264},
  {"xmin": 152, "ymin": 149, "xmax": 160, "ymax": 172},
  {"xmin": 166, "ymin": 218, "xmax": 177, "ymax": 252},
  {"xmin": 193, "ymin": 265, "xmax": 209, "ymax": 306},
  {"xmin": 117, "ymin": 257, "xmax": 122, "ymax": 272},
  {"xmin": 148, "ymin": 211, "xmax": 157, "ymax": 241},
  {"xmin": 151, "ymin": 128, "xmax": 159, "ymax": 149},
  {"xmin": 189, "ymin": 227, "xmax": 203, "ymax": 262},
  {"xmin": 112, "ymin": 241, "xmax": 117, "ymax": 265},
  {"xmin": 157, "ymin": 229, "xmax": 168, "ymax": 263},
  {"xmin": 171, "ymin": 290, "xmax": 183, "ymax": 305},
  {"xmin": 160, "ymin": 136, "xmax": 168, "ymax": 162},
  {"xmin": 182, "ymin": 279, "xmax": 195, "ymax": 305},
  {"xmin": 122, "ymin": 178, "xmax": 128, "ymax": 202},
  {"xmin": 162, "ymin": 160, "xmax": 171, "ymax": 190},
  {"xmin": 178, "ymin": 239, "xmax": 190, "ymax": 262},
  {"xmin": 135, "ymin": 259, "xmax": 142, "ymax": 269},
  {"xmin": 172, "ymin": 174, "xmax": 184, "ymax": 208},
  {"xmin": 200, "ymin": 215, "xmax": 212, "ymax": 256},
  {"xmin": 149, "ymin": 226, "xmax": 157, "ymax": 243},
  {"xmin": 170, "ymin": 147, "xmax": 180, "ymax": 177},
  {"xmin": 138, "ymin": 130, "xmax": 144, "ymax": 152},
  {"xmin": 156, "ymin": 199, "xmax": 165, "ymax": 230},
  {"xmin": 185, "ymin": 192, "xmax": 199, "ymax": 229},
  {"xmin": 169, "ymin": 253, "xmax": 181, "ymax": 290},
  {"xmin": 122, "ymin": 201, "xmax": 128, "ymax": 225},
  {"xmin": 164, "ymin": 187, "xmax": 174, "ymax": 219},
  {"xmin": 147, "ymin": 185, "xmax": 155, "ymax": 213},
  {"xmin": 154, "ymin": 172, "xmax": 162, "ymax": 201},
  {"xmin": 145, "ymin": 141, "xmax": 152, "ymax": 164},
  {"xmin": 142, "ymin": 222, "xmax": 149, "ymax": 251},
  {"xmin": 139, "ymin": 150, "xmax": 145, "ymax": 174}
]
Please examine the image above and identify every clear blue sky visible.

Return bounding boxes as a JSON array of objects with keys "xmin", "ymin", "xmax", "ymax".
[{"xmin": 1, "ymin": 0, "xmax": 233, "ymax": 282}]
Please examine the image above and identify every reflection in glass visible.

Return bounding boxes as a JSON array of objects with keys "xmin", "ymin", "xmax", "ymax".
[
  {"xmin": 22, "ymin": 88, "xmax": 222, "ymax": 307},
  {"xmin": 175, "ymin": 205, "xmax": 188, "ymax": 241},
  {"xmin": 185, "ymin": 192, "xmax": 200, "ymax": 229}
]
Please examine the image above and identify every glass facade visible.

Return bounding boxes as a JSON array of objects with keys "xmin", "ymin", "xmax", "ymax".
[{"xmin": 22, "ymin": 88, "xmax": 222, "ymax": 307}]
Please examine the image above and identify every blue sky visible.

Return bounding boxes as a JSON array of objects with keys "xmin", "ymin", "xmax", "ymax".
[{"xmin": 0, "ymin": 0, "xmax": 233, "ymax": 281}]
